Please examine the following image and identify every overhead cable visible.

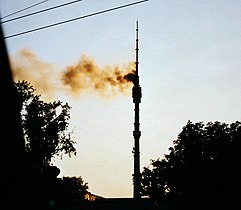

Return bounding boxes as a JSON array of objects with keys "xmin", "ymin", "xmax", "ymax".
[
  {"xmin": 4, "ymin": 0, "xmax": 149, "ymax": 39},
  {"xmin": 1, "ymin": 0, "xmax": 49, "ymax": 20},
  {"xmin": 2, "ymin": 0, "xmax": 83, "ymax": 24}
]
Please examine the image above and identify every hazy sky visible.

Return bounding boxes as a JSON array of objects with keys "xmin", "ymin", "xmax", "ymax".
[{"xmin": 1, "ymin": 0, "xmax": 241, "ymax": 198}]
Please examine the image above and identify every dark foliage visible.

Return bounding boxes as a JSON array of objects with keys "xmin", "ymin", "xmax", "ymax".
[
  {"xmin": 13, "ymin": 80, "xmax": 79, "ymax": 208},
  {"xmin": 141, "ymin": 121, "xmax": 241, "ymax": 209},
  {"xmin": 55, "ymin": 176, "xmax": 89, "ymax": 207},
  {"xmin": 15, "ymin": 80, "xmax": 76, "ymax": 169}
]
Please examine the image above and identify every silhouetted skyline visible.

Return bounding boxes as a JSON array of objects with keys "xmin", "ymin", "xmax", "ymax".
[{"xmin": 2, "ymin": 0, "xmax": 241, "ymax": 198}]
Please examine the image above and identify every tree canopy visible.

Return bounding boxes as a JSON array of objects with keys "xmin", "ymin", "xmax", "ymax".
[
  {"xmin": 13, "ymin": 80, "xmax": 82, "ymax": 208},
  {"xmin": 57, "ymin": 176, "xmax": 88, "ymax": 199},
  {"xmin": 141, "ymin": 121, "xmax": 241, "ymax": 209},
  {"xmin": 15, "ymin": 80, "xmax": 76, "ymax": 168}
]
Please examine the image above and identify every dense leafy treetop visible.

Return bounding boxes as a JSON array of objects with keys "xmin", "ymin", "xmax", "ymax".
[
  {"xmin": 141, "ymin": 121, "xmax": 241, "ymax": 208},
  {"xmin": 15, "ymin": 80, "xmax": 76, "ymax": 168}
]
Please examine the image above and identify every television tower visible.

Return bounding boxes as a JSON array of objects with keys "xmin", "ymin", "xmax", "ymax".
[{"xmin": 132, "ymin": 21, "xmax": 142, "ymax": 198}]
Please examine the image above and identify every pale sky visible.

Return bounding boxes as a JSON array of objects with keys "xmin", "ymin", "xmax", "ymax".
[{"xmin": 1, "ymin": 0, "xmax": 241, "ymax": 198}]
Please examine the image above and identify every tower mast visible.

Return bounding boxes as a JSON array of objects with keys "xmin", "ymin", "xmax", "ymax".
[{"xmin": 132, "ymin": 21, "xmax": 142, "ymax": 198}]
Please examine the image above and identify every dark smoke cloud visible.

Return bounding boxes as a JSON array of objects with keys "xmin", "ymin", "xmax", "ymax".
[
  {"xmin": 11, "ymin": 49, "xmax": 135, "ymax": 98},
  {"xmin": 61, "ymin": 55, "xmax": 136, "ymax": 97}
]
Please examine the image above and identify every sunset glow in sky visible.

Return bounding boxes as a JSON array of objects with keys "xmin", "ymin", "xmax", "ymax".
[{"xmin": 1, "ymin": 0, "xmax": 241, "ymax": 198}]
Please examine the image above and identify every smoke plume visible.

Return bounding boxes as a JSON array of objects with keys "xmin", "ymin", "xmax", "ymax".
[
  {"xmin": 11, "ymin": 49, "xmax": 136, "ymax": 98},
  {"xmin": 61, "ymin": 55, "xmax": 136, "ymax": 97},
  {"xmin": 11, "ymin": 48, "xmax": 56, "ymax": 98}
]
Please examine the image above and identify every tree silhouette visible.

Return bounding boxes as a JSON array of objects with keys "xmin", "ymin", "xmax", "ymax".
[
  {"xmin": 14, "ymin": 80, "xmax": 77, "ymax": 208},
  {"xmin": 15, "ymin": 80, "xmax": 76, "ymax": 170},
  {"xmin": 141, "ymin": 121, "xmax": 241, "ymax": 209},
  {"xmin": 55, "ymin": 176, "xmax": 89, "ymax": 208}
]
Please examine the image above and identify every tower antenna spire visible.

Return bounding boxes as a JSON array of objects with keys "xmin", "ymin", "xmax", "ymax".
[
  {"xmin": 132, "ymin": 20, "xmax": 142, "ymax": 198},
  {"xmin": 136, "ymin": 20, "xmax": 139, "ymax": 78}
]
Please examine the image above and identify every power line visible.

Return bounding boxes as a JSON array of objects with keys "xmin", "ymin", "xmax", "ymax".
[
  {"xmin": 2, "ymin": 0, "xmax": 83, "ymax": 24},
  {"xmin": 4, "ymin": 0, "xmax": 149, "ymax": 39},
  {"xmin": 1, "ymin": 0, "xmax": 49, "ymax": 20}
]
